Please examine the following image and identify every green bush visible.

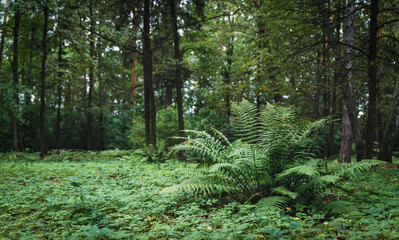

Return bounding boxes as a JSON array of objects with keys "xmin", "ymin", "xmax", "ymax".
[{"xmin": 163, "ymin": 100, "xmax": 383, "ymax": 213}]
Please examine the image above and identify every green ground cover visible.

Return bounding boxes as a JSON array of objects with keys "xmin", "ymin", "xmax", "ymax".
[{"xmin": 0, "ymin": 151, "xmax": 398, "ymax": 239}]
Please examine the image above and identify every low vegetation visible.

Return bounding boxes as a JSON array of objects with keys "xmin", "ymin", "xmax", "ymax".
[{"xmin": 0, "ymin": 149, "xmax": 398, "ymax": 239}]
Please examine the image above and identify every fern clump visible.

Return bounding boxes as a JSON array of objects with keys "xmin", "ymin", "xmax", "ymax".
[{"xmin": 163, "ymin": 100, "xmax": 383, "ymax": 214}]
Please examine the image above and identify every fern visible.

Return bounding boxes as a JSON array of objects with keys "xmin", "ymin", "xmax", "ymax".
[
  {"xmin": 272, "ymin": 186, "xmax": 299, "ymax": 199},
  {"xmin": 323, "ymin": 200, "xmax": 358, "ymax": 215},
  {"xmin": 256, "ymin": 196, "xmax": 291, "ymax": 209},
  {"xmin": 163, "ymin": 99, "xmax": 363, "ymax": 213},
  {"xmin": 334, "ymin": 159, "xmax": 384, "ymax": 178}
]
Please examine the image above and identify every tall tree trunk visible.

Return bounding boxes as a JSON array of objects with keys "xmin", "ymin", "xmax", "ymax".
[
  {"xmin": 341, "ymin": 3, "xmax": 364, "ymax": 162},
  {"xmin": 98, "ymin": 37, "xmax": 105, "ymax": 150},
  {"xmin": 339, "ymin": 0, "xmax": 356, "ymax": 163},
  {"xmin": 365, "ymin": 0, "xmax": 378, "ymax": 159},
  {"xmin": 82, "ymin": 25, "xmax": 87, "ymax": 98},
  {"xmin": 169, "ymin": 0, "xmax": 185, "ymax": 159},
  {"xmin": 56, "ymin": 36, "xmax": 62, "ymax": 149},
  {"xmin": 165, "ymin": 81, "xmax": 173, "ymax": 107},
  {"xmin": 87, "ymin": 0, "xmax": 96, "ymax": 150},
  {"xmin": 0, "ymin": 0, "xmax": 9, "ymax": 68},
  {"xmin": 378, "ymin": 78, "xmax": 399, "ymax": 163},
  {"xmin": 319, "ymin": 0, "xmax": 364, "ymax": 161},
  {"xmin": 143, "ymin": 0, "xmax": 156, "ymax": 148},
  {"xmin": 131, "ymin": 51, "xmax": 137, "ymax": 109},
  {"xmin": 12, "ymin": 7, "xmax": 21, "ymax": 151},
  {"xmin": 39, "ymin": 3, "xmax": 49, "ymax": 158},
  {"xmin": 255, "ymin": 0, "xmax": 266, "ymax": 109}
]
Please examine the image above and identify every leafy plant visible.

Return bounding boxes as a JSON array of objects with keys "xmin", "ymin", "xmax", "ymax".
[
  {"xmin": 163, "ymin": 100, "xmax": 383, "ymax": 214},
  {"xmin": 163, "ymin": 100, "xmax": 328, "ymax": 199}
]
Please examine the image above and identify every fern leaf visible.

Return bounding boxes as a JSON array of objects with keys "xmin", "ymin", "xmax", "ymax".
[
  {"xmin": 272, "ymin": 186, "xmax": 299, "ymax": 199},
  {"xmin": 297, "ymin": 175, "xmax": 341, "ymax": 193},
  {"xmin": 256, "ymin": 196, "xmax": 291, "ymax": 209},
  {"xmin": 277, "ymin": 165, "xmax": 319, "ymax": 180},
  {"xmin": 323, "ymin": 200, "xmax": 358, "ymax": 215},
  {"xmin": 335, "ymin": 160, "xmax": 384, "ymax": 178},
  {"xmin": 161, "ymin": 176, "xmax": 238, "ymax": 195}
]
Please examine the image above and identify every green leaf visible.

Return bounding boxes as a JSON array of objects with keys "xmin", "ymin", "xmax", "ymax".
[{"xmin": 70, "ymin": 182, "xmax": 80, "ymax": 188}]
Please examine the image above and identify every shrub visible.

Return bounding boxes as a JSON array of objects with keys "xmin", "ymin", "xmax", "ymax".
[{"xmin": 163, "ymin": 100, "xmax": 382, "ymax": 213}]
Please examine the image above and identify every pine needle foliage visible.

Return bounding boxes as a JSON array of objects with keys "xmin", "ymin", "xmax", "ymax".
[{"xmin": 163, "ymin": 100, "xmax": 383, "ymax": 214}]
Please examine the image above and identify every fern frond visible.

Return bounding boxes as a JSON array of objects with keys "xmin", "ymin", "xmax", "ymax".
[
  {"xmin": 231, "ymin": 100, "xmax": 263, "ymax": 144},
  {"xmin": 161, "ymin": 176, "xmax": 239, "ymax": 195},
  {"xmin": 256, "ymin": 196, "xmax": 291, "ymax": 209},
  {"xmin": 297, "ymin": 175, "xmax": 341, "ymax": 193},
  {"xmin": 334, "ymin": 160, "xmax": 384, "ymax": 178},
  {"xmin": 256, "ymin": 172, "xmax": 273, "ymax": 188},
  {"xmin": 272, "ymin": 186, "xmax": 299, "ymax": 199},
  {"xmin": 322, "ymin": 200, "xmax": 357, "ymax": 215},
  {"xmin": 277, "ymin": 164, "xmax": 319, "ymax": 180},
  {"xmin": 207, "ymin": 125, "xmax": 231, "ymax": 147}
]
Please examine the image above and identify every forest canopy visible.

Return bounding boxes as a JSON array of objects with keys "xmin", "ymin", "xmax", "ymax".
[{"xmin": 0, "ymin": 0, "xmax": 399, "ymax": 163}]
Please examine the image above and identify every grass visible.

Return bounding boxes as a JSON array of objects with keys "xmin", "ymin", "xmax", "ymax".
[{"xmin": 0, "ymin": 151, "xmax": 398, "ymax": 239}]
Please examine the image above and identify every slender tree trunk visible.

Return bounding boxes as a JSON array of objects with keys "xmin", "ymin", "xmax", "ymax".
[
  {"xmin": 255, "ymin": 0, "xmax": 266, "ymax": 109},
  {"xmin": 12, "ymin": 7, "xmax": 21, "ymax": 151},
  {"xmin": 319, "ymin": 0, "xmax": 364, "ymax": 161},
  {"xmin": 143, "ymin": 0, "xmax": 156, "ymax": 148},
  {"xmin": 56, "ymin": 36, "xmax": 62, "ymax": 149},
  {"xmin": 87, "ymin": 0, "xmax": 96, "ymax": 150},
  {"xmin": 339, "ymin": 0, "xmax": 356, "ymax": 163},
  {"xmin": 131, "ymin": 51, "xmax": 137, "ymax": 109},
  {"xmin": 365, "ymin": 0, "xmax": 378, "ymax": 159},
  {"xmin": 339, "ymin": 91, "xmax": 353, "ymax": 163},
  {"xmin": 0, "ymin": 0, "xmax": 9, "ymax": 68},
  {"xmin": 82, "ymin": 25, "xmax": 87, "ymax": 98},
  {"xmin": 378, "ymin": 78, "xmax": 399, "ymax": 163},
  {"xmin": 39, "ymin": 3, "xmax": 49, "ymax": 158},
  {"xmin": 169, "ymin": 0, "xmax": 185, "ymax": 159},
  {"xmin": 98, "ymin": 37, "xmax": 105, "ymax": 150}
]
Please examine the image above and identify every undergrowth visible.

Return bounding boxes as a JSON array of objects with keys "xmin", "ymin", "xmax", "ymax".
[{"xmin": 0, "ymin": 151, "xmax": 398, "ymax": 239}]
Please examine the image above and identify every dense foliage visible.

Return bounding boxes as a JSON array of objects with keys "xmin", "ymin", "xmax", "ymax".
[
  {"xmin": 1, "ymin": 0, "xmax": 399, "ymax": 238},
  {"xmin": 164, "ymin": 100, "xmax": 383, "ymax": 213},
  {"xmin": 0, "ymin": 151, "xmax": 398, "ymax": 239},
  {"xmin": 0, "ymin": 0, "xmax": 399, "ymax": 163}
]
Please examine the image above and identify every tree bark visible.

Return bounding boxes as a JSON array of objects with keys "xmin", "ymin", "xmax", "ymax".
[
  {"xmin": 365, "ymin": 0, "xmax": 378, "ymax": 159},
  {"xmin": 98, "ymin": 37, "xmax": 105, "ymax": 150},
  {"xmin": 12, "ymin": 6, "xmax": 21, "ymax": 151},
  {"xmin": 143, "ymin": 0, "xmax": 156, "ymax": 148},
  {"xmin": 169, "ymin": 0, "xmax": 185, "ymax": 160},
  {"xmin": 378, "ymin": 78, "xmax": 399, "ymax": 163},
  {"xmin": 56, "ymin": 29, "xmax": 63, "ymax": 149},
  {"xmin": 339, "ymin": 0, "xmax": 356, "ymax": 163},
  {"xmin": 131, "ymin": 51, "xmax": 137, "ymax": 109},
  {"xmin": 87, "ymin": 0, "xmax": 96, "ymax": 150},
  {"xmin": 0, "ymin": 0, "xmax": 9, "ymax": 68},
  {"xmin": 39, "ymin": 3, "xmax": 49, "ymax": 157}
]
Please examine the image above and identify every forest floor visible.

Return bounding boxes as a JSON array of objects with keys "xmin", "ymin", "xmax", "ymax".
[{"xmin": 0, "ymin": 150, "xmax": 398, "ymax": 239}]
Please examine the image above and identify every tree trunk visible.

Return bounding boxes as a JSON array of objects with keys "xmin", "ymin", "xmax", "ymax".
[
  {"xmin": 339, "ymin": 0, "xmax": 356, "ymax": 163},
  {"xmin": 39, "ymin": 3, "xmax": 49, "ymax": 158},
  {"xmin": 365, "ymin": 0, "xmax": 378, "ymax": 159},
  {"xmin": 98, "ymin": 37, "xmax": 105, "ymax": 150},
  {"xmin": 319, "ymin": 0, "xmax": 364, "ymax": 161},
  {"xmin": 169, "ymin": 0, "xmax": 185, "ymax": 160},
  {"xmin": 11, "ymin": 7, "xmax": 21, "ymax": 151},
  {"xmin": 87, "ymin": 0, "xmax": 96, "ymax": 150},
  {"xmin": 0, "ymin": 0, "xmax": 9, "ymax": 68},
  {"xmin": 378, "ymin": 78, "xmax": 399, "ymax": 163},
  {"xmin": 165, "ymin": 81, "xmax": 173, "ymax": 107},
  {"xmin": 143, "ymin": 0, "xmax": 156, "ymax": 148},
  {"xmin": 56, "ymin": 33, "xmax": 63, "ymax": 149},
  {"xmin": 255, "ymin": 0, "xmax": 266, "ymax": 109},
  {"xmin": 339, "ymin": 92, "xmax": 353, "ymax": 163},
  {"xmin": 131, "ymin": 51, "xmax": 137, "ymax": 109}
]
